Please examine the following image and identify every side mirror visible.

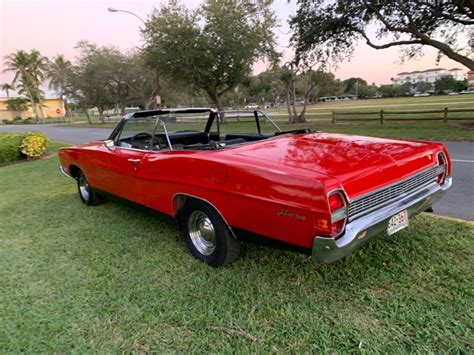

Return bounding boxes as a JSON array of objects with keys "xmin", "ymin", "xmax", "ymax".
[{"xmin": 104, "ymin": 139, "xmax": 115, "ymax": 151}]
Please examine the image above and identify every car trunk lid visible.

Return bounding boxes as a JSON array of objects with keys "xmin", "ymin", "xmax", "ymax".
[{"xmin": 235, "ymin": 133, "xmax": 437, "ymax": 199}]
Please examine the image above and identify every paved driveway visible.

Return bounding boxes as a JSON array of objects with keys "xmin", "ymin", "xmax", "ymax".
[{"xmin": 1, "ymin": 124, "xmax": 473, "ymax": 220}]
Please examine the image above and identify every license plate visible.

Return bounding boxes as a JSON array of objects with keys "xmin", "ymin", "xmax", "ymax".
[{"xmin": 387, "ymin": 210, "xmax": 409, "ymax": 235}]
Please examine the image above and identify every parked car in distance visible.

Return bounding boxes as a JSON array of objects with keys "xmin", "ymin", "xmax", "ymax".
[
  {"xmin": 244, "ymin": 104, "xmax": 259, "ymax": 109},
  {"xmin": 459, "ymin": 89, "xmax": 474, "ymax": 94},
  {"xmin": 59, "ymin": 108, "xmax": 452, "ymax": 267},
  {"xmin": 448, "ymin": 92, "xmax": 460, "ymax": 96},
  {"xmin": 413, "ymin": 92, "xmax": 431, "ymax": 97}
]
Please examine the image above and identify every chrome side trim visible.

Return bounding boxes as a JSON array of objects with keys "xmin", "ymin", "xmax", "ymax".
[
  {"xmin": 312, "ymin": 177, "xmax": 452, "ymax": 263},
  {"xmin": 171, "ymin": 193, "xmax": 238, "ymax": 240},
  {"xmin": 59, "ymin": 166, "xmax": 72, "ymax": 178}
]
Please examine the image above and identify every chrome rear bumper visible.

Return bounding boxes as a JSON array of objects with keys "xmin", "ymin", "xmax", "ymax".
[{"xmin": 312, "ymin": 177, "xmax": 452, "ymax": 263}]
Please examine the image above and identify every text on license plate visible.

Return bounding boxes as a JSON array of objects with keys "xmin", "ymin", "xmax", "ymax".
[{"xmin": 387, "ymin": 210, "xmax": 409, "ymax": 235}]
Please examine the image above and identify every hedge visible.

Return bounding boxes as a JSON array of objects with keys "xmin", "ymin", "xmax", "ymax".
[{"xmin": 0, "ymin": 132, "xmax": 49, "ymax": 164}]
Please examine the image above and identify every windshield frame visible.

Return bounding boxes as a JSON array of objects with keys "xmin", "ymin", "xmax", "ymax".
[{"xmin": 216, "ymin": 110, "xmax": 282, "ymax": 135}]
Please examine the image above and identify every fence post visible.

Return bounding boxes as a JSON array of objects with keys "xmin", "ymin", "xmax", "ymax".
[
  {"xmin": 380, "ymin": 109, "xmax": 384, "ymax": 124},
  {"xmin": 443, "ymin": 107, "xmax": 448, "ymax": 123},
  {"xmin": 332, "ymin": 111, "xmax": 336, "ymax": 124}
]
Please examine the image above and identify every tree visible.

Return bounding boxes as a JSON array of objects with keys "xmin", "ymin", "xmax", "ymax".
[
  {"xmin": 343, "ymin": 77, "xmax": 367, "ymax": 95},
  {"xmin": 378, "ymin": 83, "xmax": 411, "ymax": 97},
  {"xmin": 6, "ymin": 97, "xmax": 29, "ymax": 118},
  {"xmin": 290, "ymin": 1, "xmax": 474, "ymax": 70},
  {"xmin": 453, "ymin": 79, "xmax": 469, "ymax": 93},
  {"xmin": 395, "ymin": 83, "xmax": 412, "ymax": 96},
  {"xmin": 1, "ymin": 83, "xmax": 14, "ymax": 99},
  {"xmin": 309, "ymin": 71, "xmax": 344, "ymax": 99},
  {"xmin": 3, "ymin": 50, "xmax": 48, "ymax": 122},
  {"xmin": 415, "ymin": 81, "xmax": 432, "ymax": 93},
  {"xmin": 72, "ymin": 41, "xmax": 118, "ymax": 121},
  {"xmin": 47, "ymin": 55, "xmax": 74, "ymax": 122},
  {"xmin": 143, "ymin": 0, "xmax": 278, "ymax": 118},
  {"xmin": 280, "ymin": 63, "xmax": 324, "ymax": 123},
  {"xmin": 434, "ymin": 75, "xmax": 458, "ymax": 94}
]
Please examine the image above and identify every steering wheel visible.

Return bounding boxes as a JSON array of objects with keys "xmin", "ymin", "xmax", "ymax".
[{"xmin": 131, "ymin": 132, "xmax": 153, "ymax": 149}]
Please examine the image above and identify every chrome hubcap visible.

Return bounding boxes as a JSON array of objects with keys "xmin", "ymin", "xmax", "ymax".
[
  {"xmin": 188, "ymin": 211, "xmax": 216, "ymax": 256},
  {"xmin": 79, "ymin": 174, "xmax": 90, "ymax": 201}
]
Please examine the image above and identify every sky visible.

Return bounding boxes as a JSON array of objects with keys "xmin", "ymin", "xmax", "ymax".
[{"xmin": 0, "ymin": 0, "xmax": 468, "ymax": 90}]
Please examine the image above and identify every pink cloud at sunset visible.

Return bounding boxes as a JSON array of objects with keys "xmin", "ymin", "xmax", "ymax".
[{"xmin": 0, "ymin": 0, "xmax": 468, "ymax": 87}]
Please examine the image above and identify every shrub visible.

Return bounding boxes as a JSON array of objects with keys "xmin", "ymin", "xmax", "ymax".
[
  {"xmin": 0, "ymin": 132, "xmax": 27, "ymax": 163},
  {"xmin": 20, "ymin": 132, "xmax": 49, "ymax": 158},
  {"xmin": 0, "ymin": 132, "xmax": 50, "ymax": 163}
]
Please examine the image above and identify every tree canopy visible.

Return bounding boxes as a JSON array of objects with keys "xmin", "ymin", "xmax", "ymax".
[
  {"xmin": 143, "ymin": 0, "xmax": 278, "ymax": 114},
  {"xmin": 290, "ymin": 0, "xmax": 474, "ymax": 70}
]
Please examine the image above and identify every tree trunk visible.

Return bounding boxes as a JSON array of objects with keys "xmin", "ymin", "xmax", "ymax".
[
  {"xmin": 98, "ymin": 107, "xmax": 105, "ymax": 123},
  {"xmin": 64, "ymin": 100, "xmax": 72, "ymax": 125},
  {"xmin": 84, "ymin": 108, "xmax": 92, "ymax": 124},
  {"xmin": 286, "ymin": 86, "xmax": 293, "ymax": 123},
  {"xmin": 38, "ymin": 103, "xmax": 45, "ymax": 124},
  {"xmin": 120, "ymin": 104, "xmax": 126, "ymax": 116},
  {"xmin": 291, "ymin": 79, "xmax": 298, "ymax": 120},
  {"xmin": 155, "ymin": 73, "xmax": 161, "ymax": 108},
  {"xmin": 297, "ymin": 97, "xmax": 309, "ymax": 123},
  {"xmin": 25, "ymin": 87, "xmax": 38, "ymax": 122},
  {"xmin": 209, "ymin": 91, "xmax": 225, "ymax": 123}
]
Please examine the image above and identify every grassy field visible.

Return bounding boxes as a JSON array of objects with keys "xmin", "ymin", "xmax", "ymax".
[
  {"xmin": 73, "ymin": 120, "xmax": 474, "ymax": 141},
  {"xmin": 0, "ymin": 143, "xmax": 473, "ymax": 352}
]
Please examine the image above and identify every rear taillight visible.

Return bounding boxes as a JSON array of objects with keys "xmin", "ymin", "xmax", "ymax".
[
  {"xmin": 328, "ymin": 190, "xmax": 348, "ymax": 238},
  {"xmin": 436, "ymin": 152, "xmax": 448, "ymax": 185}
]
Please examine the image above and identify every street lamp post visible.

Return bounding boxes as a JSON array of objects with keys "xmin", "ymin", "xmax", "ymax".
[
  {"xmin": 107, "ymin": 7, "xmax": 161, "ymax": 107},
  {"xmin": 107, "ymin": 7, "xmax": 145, "ymax": 24}
]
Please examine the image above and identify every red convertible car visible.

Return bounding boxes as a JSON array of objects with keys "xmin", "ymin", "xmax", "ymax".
[{"xmin": 59, "ymin": 108, "xmax": 452, "ymax": 266}]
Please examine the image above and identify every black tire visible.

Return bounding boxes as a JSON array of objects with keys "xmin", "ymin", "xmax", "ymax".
[
  {"xmin": 77, "ymin": 170, "xmax": 102, "ymax": 206},
  {"xmin": 181, "ymin": 199, "xmax": 241, "ymax": 267}
]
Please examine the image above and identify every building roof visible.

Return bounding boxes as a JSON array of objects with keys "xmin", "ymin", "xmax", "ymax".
[
  {"xmin": 396, "ymin": 67, "xmax": 466, "ymax": 76},
  {"xmin": 0, "ymin": 95, "xmax": 61, "ymax": 101}
]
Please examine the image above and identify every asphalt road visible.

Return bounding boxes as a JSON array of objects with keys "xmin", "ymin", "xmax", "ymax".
[{"xmin": 1, "ymin": 124, "xmax": 473, "ymax": 221}]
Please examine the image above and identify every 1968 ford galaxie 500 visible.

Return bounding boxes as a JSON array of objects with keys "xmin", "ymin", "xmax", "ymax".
[{"xmin": 59, "ymin": 108, "xmax": 452, "ymax": 266}]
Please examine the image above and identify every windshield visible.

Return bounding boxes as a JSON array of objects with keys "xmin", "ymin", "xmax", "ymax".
[
  {"xmin": 211, "ymin": 111, "xmax": 281, "ymax": 135},
  {"xmin": 112, "ymin": 109, "xmax": 284, "ymax": 152},
  {"xmin": 154, "ymin": 111, "xmax": 212, "ymax": 133}
]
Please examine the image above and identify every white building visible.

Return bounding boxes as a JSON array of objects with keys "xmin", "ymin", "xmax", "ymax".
[{"xmin": 391, "ymin": 68, "xmax": 466, "ymax": 89}]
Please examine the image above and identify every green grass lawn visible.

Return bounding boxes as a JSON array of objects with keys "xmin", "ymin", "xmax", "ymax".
[{"xmin": 0, "ymin": 143, "xmax": 473, "ymax": 352}]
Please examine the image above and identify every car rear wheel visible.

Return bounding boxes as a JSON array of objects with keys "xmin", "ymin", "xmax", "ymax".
[
  {"xmin": 181, "ymin": 200, "xmax": 240, "ymax": 267},
  {"xmin": 77, "ymin": 170, "xmax": 102, "ymax": 206}
]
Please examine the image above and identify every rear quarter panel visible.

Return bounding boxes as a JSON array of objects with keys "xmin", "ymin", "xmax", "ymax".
[{"xmin": 140, "ymin": 150, "xmax": 334, "ymax": 248}]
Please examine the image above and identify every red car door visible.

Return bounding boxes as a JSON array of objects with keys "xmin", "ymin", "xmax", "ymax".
[{"xmin": 93, "ymin": 146, "xmax": 148, "ymax": 205}]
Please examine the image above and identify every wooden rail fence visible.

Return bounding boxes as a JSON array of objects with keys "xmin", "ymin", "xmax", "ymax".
[{"xmin": 331, "ymin": 108, "xmax": 474, "ymax": 124}]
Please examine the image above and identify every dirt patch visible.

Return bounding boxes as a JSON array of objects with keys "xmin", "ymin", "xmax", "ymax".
[
  {"xmin": 455, "ymin": 121, "xmax": 474, "ymax": 130},
  {"xmin": 0, "ymin": 151, "xmax": 56, "ymax": 168}
]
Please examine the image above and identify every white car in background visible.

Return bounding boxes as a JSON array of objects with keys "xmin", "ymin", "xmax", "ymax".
[
  {"xmin": 413, "ymin": 92, "xmax": 431, "ymax": 97},
  {"xmin": 244, "ymin": 104, "xmax": 260, "ymax": 109}
]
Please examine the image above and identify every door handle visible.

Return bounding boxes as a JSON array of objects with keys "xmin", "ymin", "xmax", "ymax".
[{"xmin": 128, "ymin": 158, "xmax": 141, "ymax": 163}]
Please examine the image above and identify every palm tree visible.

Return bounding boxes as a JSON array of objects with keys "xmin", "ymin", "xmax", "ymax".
[
  {"xmin": 3, "ymin": 50, "xmax": 48, "ymax": 122},
  {"xmin": 1, "ymin": 83, "xmax": 14, "ymax": 99},
  {"xmin": 47, "ymin": 55, "xmax": 73, "ymax": 122}
]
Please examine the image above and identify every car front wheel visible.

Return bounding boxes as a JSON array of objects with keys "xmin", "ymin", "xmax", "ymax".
[
  {"xmin": 77, "ymin": 170, "xmax": 101, "ymax": 206},
  {"xmin": 181, "ymin": 200, "xmax": 241, "ymax": 267}
]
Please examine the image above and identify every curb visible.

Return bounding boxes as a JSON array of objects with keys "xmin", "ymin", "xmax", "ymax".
[{"xmin": 422, "ymin": 212, "xmax": 474, "ymax": 225}]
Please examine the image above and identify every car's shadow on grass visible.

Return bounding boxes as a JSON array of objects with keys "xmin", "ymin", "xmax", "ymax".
[{"xmin": 52, "ymin": 190, "xmax": 467, "ymax": 293}]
